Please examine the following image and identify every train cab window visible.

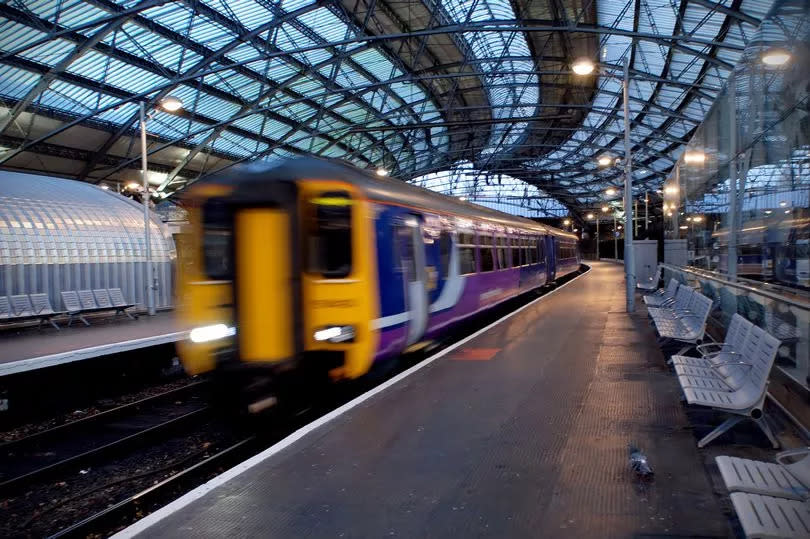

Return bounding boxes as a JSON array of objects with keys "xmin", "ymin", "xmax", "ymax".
[
  {"xmin": 511, "ymin": 237, "xmax": 521, "ymax": 267},
  {"xmin": 458, "ymin": 232, "xmax": 476, "ymax": 275},
  {"xmin": 439, "ymin": 232, "xmax": 452, "ymax": 278},
  {"xmin": 307, "ymin": 191, "xmax": 352, "ymax": 278},
  {"xmin": 479, "ymin": 235, "xmax": 495, "ymax": 272},
  {"xmin": 496, "ymin": 236, "xmax": 507, "ymax": 269},
  {"xmin": 202, "ymin": 199, "xmax": 232, "ymax": 279}
]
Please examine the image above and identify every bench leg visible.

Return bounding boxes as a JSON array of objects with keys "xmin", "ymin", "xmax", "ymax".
[
  {"xmin": 45, "ymin": 317, "xmax": 60, "ymax": 331},
  {"xmin": 754, "ymin": 415, "xmax": 780, "ymax": 449},
  {"xmin": 698, "ymin": 415, "xmax": 743, "ymax": 448},
  {"xmin": 77, "ymin": 314, "xmax": 90, "ymax": 326}
]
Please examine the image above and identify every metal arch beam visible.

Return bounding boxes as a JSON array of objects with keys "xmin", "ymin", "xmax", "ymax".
[
  {"xmin": 689, "ymin": 0, "xmax": 762, "ymax": 26},
  {"xmin": 180, "ymin": 0, "xmax": 414, "ymax": 153},
  {"xmin": 0, "ymin": 7, "xmax": 130, "ymax": 136},
  {"xmin": 0, "ymin": 0, "xmax": 169, "ymax": 61},
  {"xmin": 0, "ymin": 0, "xmax": 391, "ymax": 176},
  {"xmin": 79, "ymin": 0, "xmax": 402, "ymax": 178},
  {"xmin": 566, "ymin": 0, "xmax": 739, "ymax": 190}
]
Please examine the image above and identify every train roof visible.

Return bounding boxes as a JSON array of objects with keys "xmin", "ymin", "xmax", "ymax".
[{"xmin": 198, "ymin": 157, "xmax": 576, "ymax": 240}]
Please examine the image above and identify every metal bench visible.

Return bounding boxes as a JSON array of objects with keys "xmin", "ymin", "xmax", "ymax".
[
  {"xmin": 637, "ymin": 265, "xmax": 662, "ymax": 292},
  {"xmin": 651, "ymin": 291, "xmax": 713, "ymax": 355},
  {"xmin": 61, "ymin": 290, "xmax": 90, "ymax": 327},
  {"xmin": 729, "ymin": 492, "xmax": 810, "ymax": 538},
  {"xmin": 29, "ymin": 293, "xmax": 63, "ymax": 330},
  {"xmin": 674, "ymin": 324, "xmax": 765, "ymax": 392},
  {"xmin": 679, "ymin": 326, "xmax": 781, "ymax": 448},
  {"xmin": 108, "ymin": 288, "xmax": 137, "ymax": 319},
  {"xmin": 643, "ymin": 277, "xmax": 679, "ymax": 307},
  {"xmin": 670, "ymin": 314, "xmax": 753, "ymax": 369},
  {"xmin": 717, "ymin": 448, "xmax": 810, "ymax": 501},
  {"xmin": 647, "ymin": 285, "xmax": 693, "ymax": 323},
  {"xmin": 0, "ymin": 296, "xmax": 11, "ymax": 321},
  {"xmin": 8, "ymin": 294, "xmax": 63, "ymax": 330},
  {"xmin": 721, "ymin": 448, "xmax": 810, "ymax": 538}
]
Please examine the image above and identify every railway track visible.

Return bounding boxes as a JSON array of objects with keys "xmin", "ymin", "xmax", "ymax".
[
  {"xmin": 0, "ymin": 381, "xmax": 211, "ymax": 495},
  {"xmin": 48, "ymin": 436, "xmax": 259, "ymax": 538}
]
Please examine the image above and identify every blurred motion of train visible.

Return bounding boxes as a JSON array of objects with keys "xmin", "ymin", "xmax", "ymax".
[
  {"xmin": 177, "ymin": 159, "xmax": 579, "ymax": 410},
  {"xmin": 713, "ymin": 211, "xmax": 810, "ymax": 289}
]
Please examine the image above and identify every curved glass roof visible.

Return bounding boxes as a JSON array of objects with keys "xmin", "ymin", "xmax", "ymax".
[{"xmin": 0, "ymin": 0, "xmax": 780, "ymax": 216}]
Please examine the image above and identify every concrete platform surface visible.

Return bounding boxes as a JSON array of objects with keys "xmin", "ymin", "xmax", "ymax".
[
  {"xmin": 119, "ymin": 262, "xmax": 729, "ymax": 538},
  {"xmin": 0, "ymin": 311, "xmax": 186, "ymax": 376}
]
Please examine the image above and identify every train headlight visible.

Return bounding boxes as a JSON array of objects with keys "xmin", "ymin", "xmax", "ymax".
[
  {"xmin": 314, "ymin": 325, "xmax": 355, "ymax": 343},
  {"xmin": 189, "ymin": 323, "xmax": 236, "ymax": 343}
]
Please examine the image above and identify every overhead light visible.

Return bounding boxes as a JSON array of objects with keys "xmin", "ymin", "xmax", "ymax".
[
  {"xmin": 126, "ymin": 182, "xmax": 140, "ymax": 190},
  {"xmin": 692, "ymin": 215, "xmax": 703, "ymax": 222},
  {"xmin": 664, "ymin": 185, "xmax": 679, "ymax": 195},
  {"xmin": 666, "ymin": 211, "xmax": 673, "ymax": 217},
  {"xmin": 159, "ymin": 96, "xmax": 183, "ymax": 112},
  {"xmin": 785, "ymin": 209, "xmax": 791, "ymax": 214},
  {"xmin": 573, "ymin": 228, "xmax": 579, "ymax": 232},
  {"xmin": 598, "ymin": 155, "xmax": 613, "ymax": 167},
  {"xmin": 563, "ymin": 218, "xmax": 571, "ymax": 226},
  {"xmin": 617, "ymin": 225, "xmax": 623, "ymax": 230},
  {"xmin": 601, "ymin": 206, "xmax": 609, "ymax": 212},
  {"xmin": 679, "ymin": 225, "xmax": 688, "ymax": 230},
  {"xmin": 762, "ymin": 49, "xmax": 791, "ymax": 67},
  {"xmin": 684, "ymin": 151, "xmax": 705, "ymax": 164},
  {"xmin": 571, "ymin": 58, "xmax": 596, "ymax": 76},
  {"xmin": 459, "ymin": 196, "xmax": 467, "ymax": 201},
  {"xmin": 765, "ymin": 210, "xmax": 772, "ymax": 215},
  {"xmin": 100, "ymin": 185, "xmax": 109, "ymax": 190},
  {"xmin": 376, "ymin": 168, "xmax": 389, "ymax": 177},
  {"xmin": 586, "ymin": 213, "xmax": 595, "ymax": 220},
  {"xmin": 779, "ymin": 200, "xmax": 787, "ymax": 207},
  {"xmin": 686, "ymin": 216, "xmax": 692, "ymax": 222},
  {"xmin": 606, "ymin": 187, "xmax": 617, "ymax": 196}
]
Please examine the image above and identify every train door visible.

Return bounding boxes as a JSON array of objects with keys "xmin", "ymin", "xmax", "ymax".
[
  {"xmin": 231, "ymin": 182, "xmax": 301, "ymax": 367},
  {"xmin": 396, "ymin": 217, "xmax": 429, "ymax": 345},
  {"xmin": 545, "ymin": 236, "xmax": 556, "ymax": 282}
]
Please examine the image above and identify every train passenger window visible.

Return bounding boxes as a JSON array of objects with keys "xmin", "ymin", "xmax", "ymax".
[
  {"xmin": 537, "ymin": 239, "xmax": 545, "ymax": 264},
  {"xmin": 528, "ymin": 237, "xmax": 538, "ymax": 264},
  {"xmin": 458, "ymin": 232, "xmax": 476, "ymax": 275},
  {"xmin": 439, "ymin": 232, "xmax": 452, "ymax": 278},
  {"xmin": 479, "ymin": 235, "xmax": 495, "ymax": 272},
  {"xmin": 511, "ymin": 237, "xmax": 520, "ymax": 267},
  {"xmin": 496, "ymin": 236, "xmax": 506, "ymax": 269},
  {"xmin": 307, "ymin": 191, "xmax": 352, "ymax": 278},
  {"xmin": 202, "ymin": 199, "xmax": 232, "ymax": 279}
]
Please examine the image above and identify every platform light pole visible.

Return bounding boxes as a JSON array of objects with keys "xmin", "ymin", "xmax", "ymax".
[
  {"xmin": 573, "ymin": 56, "xmax": 635, "ymax": 311},
  {"xmin": 139, "ymin": 96, "xmax": 183, "ymax": 316}
]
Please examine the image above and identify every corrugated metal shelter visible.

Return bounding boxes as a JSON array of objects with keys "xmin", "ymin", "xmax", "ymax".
[{"xmin": 0, "ymin": 170, "xmax": 175, "ymax": 310}]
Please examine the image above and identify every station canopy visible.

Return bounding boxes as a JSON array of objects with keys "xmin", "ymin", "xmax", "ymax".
[{"xmin": 0, "ymin": 0, "xmax": 778, "ymax": 217}]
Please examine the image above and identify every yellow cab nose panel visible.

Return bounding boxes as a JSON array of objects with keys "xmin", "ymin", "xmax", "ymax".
[{"xmin": 235, "ymin": 208, "xmax": 294, "ymax": 362}]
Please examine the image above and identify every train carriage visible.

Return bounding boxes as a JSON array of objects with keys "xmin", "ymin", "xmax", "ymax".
[{"xmin": 178, "ymin": 159, "xmax": 579, "ymax": 409}]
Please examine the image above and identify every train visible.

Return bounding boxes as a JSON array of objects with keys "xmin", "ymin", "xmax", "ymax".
[
  {"xmin": 176, "ymin": 158, "xmax": 580, "ymax": 410},
  {"xmin": 712, "ymin": 211, "xmax": 810, "ymax": 289}
]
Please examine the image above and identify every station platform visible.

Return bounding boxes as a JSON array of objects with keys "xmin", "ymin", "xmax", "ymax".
[
  {"xmin": 0, "ymin": 311, "xmax": 187, "ymax": 377},
  {"xmin": 119, "ymin": 262, "xmax": 729, "ymax": 538}
]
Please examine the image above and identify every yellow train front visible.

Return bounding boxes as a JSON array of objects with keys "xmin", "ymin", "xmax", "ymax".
[{"xmin": 177, "ymin": 160, "xmax": 380, "ymax": 411}]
